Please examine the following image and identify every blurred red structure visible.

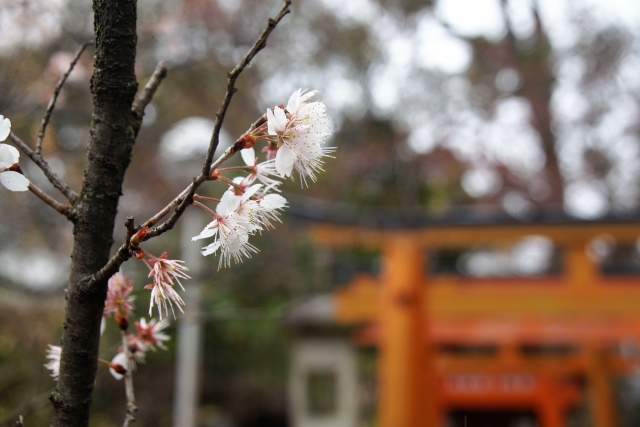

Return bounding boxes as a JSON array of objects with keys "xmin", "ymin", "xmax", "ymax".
[{"xmin": 312, "ymin": 220, "xmax": 640, "ymax": 427}]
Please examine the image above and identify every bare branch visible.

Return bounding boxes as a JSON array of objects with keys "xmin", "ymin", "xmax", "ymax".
[
  {"xmin": 120, "ymin": 331, "xmax": 137, "ymax": 427},
  {"xmin": 28, "ymin": 182, "xmax": 75, "ymax": 220},
  {"xmin": 88, "ymin": 0, "xmax": 291, "ymax": 286},
  {"xmin": 201, "ymin": 0, "xmax": 291, "ymax": 177},
  {"xmin": 36, "ymin": 41, "xmax": 92, "ymax": 155},
  {"xmin": 131, "ymin": 62, "xmax": 168, "ymax": 120},
  {"xmin": 9, "ymin": 132, "xmax": 78, "ymax": 204}
]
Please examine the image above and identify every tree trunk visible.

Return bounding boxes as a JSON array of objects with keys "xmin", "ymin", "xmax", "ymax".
[{"xmin": 51, "ymin": 1, "xmax": 138, "ymax": 426}]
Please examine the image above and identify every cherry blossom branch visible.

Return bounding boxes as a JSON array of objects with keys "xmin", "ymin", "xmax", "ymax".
[
  {"xmin": 89, "ymin": 115, "xmax": 251, "ymax": 286},
  {"xmin": 143, "ymin": 144, "xmax": 239, "ymax": 238},
  {"xmin": 8, "ymin": 132, "xmax": 78, "ymax": 204},
  {"xmin": 131, "ymin": 62, "xmax": 168, "ymax": 121},
  {"xmin": 28, "ymin": 182, "xmax": 75, "ymax": 220},
  {"xmin": 120, "ymin": 330, "xmax": 137, "ymax": 427},
  {"xmin": 87, "ymin": 1, "xmax": 291, "ymax": 286},
  {"xmin": 201, "ymin": 0, "xmax": 291, "ymax": 177},
  {"xmin": 36, "ymin": 41, "xmax": 92, "ymax": 155}
]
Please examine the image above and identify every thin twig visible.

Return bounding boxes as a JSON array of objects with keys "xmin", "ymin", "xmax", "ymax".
[
  {"xmin": 131, "ymin": 62, "xmax": 168, "ymax": 121},
  {"xmin": 36, "ymin": 41, "xmax": 92, "ymax": 155},
  {"xmin": 121, "ymin": 330, "xmax": 137, "ymax": 427},
  {"xmin": 216, "ymin": 165, "xmax": 253, "ymax": 172},
  {"xmin": 9, "ymin": 132, "xmax": 78, "ymax": 204},
  {"xmin": 143, "ymin": 145, "xmax": 238, "ymax": 239},
  {"xmin": 193, "ymin": 194, "xmax": 221, "ymax": 203},
  {"xmin": 88, "ymin": 0, "xmax": 291, "ymax": 286},
  {"xmin": 28, "ymin": 182, "xmax": 75, "ymax": 220},
  {"xmin": 201, "ymin": 0, "xmax": 291, "ymax": 178},
  {"xmin": 217, "ymin": 175, "xmax": 245, "ymax": 194}
]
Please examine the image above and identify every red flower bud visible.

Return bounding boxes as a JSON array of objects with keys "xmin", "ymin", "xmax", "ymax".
[
  {"xmin": 234, "ymin": 133, "xmax": 256, "ymax": 149},
  {"xmin": 133, "ymin": 247, "xmax": 146, "ymax": 259},
  {"xmin": 130, "ymin": 227, "xmax": 149, "ymax": 245},
  {"xmin": 110, "ymin": 363, "xmax": 127, "ymax": 375},
  {"xmin": 8, "ymin": 164, "xmax": 23, "ymax": 174},
  {"xmin": 115, "ymin": 313, "xmax": 129, "ymax": 330}
]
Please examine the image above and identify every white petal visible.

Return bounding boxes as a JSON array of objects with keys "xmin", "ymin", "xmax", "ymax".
[
  {"xmin": 261, "ymin": 194, "xmax": 287, "ymax": 210},
  {"xmin": 275, "ymin": 145, "xmax": 295, "ymax": 177},
  {"xmin": 243, "ymin": 184, "xmax": 262, "ymax": 201},
  {"xmin": 274, "ymin": 107, "xmax": 288, "ymax": 131},
  {"xmin": 109, "ymin": 352, "xmax": 127, "ymax": 380},
  {"xmin": 201, "ymin": 241, "xmax": 221, "ymax": 256},
  {"xmin": 0, "ymin": 171, "xmax": 29, "ymax": 191},
  {"xmin": 286, "ymin": 89, "xmax": 301, "ymax": 114},
  {"xmin": 192, "ymin": 221, "xmax": 219, "ymax": 241},
  {"xmin": 0, "ymin": 144, "xmax": 19, "ymax": 168},
  {"xmin": 225, "ymin": 233, "xmax": 248, "ymax": 253},
  {"xmin": 100, "ymin": 316, "xmax": 107, "ymax": 336},
  {"xmin": 0, "ymin": 117, "xmax": 10, "ymax": 142},
  {"xmin": 267, "ymin": 109, "xmax": 277, "ymax": 135},
  {"xmin": 240, "ymin": 147, "xmax": 256, "ymax": 166},
  {"xmin": 217, "ymin": 191, "xmax": 241, "ymax": 216},
  {"xmin": 300, "ymin": 89, "xmax": 319, "ymax": 103}
]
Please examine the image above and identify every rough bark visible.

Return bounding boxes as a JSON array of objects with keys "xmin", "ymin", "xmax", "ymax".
[{"xmin": 51, "ymin": 1, "xmax": 138, "ymax": 426}]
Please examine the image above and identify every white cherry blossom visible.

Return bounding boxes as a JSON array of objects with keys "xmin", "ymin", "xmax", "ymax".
[
  {"xmin": 240, "ymin": 147, "xmax": 281, "ymax": 189},
  {"xmin": 266, "ymin": 89, "xmax": 333, "ymax": 185},
  {"xmin": 233, "ymin": 184, "xmax": 267, "ymax": 233},
  {"xmin": 44, "ymin": 344, "xmax": 62, "ymax": 380},
  {"xmin": 255, "ymin": 192, "xmax": 287, "ymax": 229},
  {"xmin": 0, "ymin": 116, "xmax": 29, "ymax": 192},
  {"xmin": 109, "ymin": 352, "xmax": 128, "ymax": 380},
  {"xmin": 192, "ymin": 190, "xmax": 258, "ymax": 268},
  {"xmin": 135, "ymin": 317, "xmax": 170, "ymax": 350}
]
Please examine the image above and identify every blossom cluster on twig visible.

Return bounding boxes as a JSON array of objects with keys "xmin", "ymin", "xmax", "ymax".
[
  {"xmin": 46, "ymin": 272, "xmax": 172, "ymax": 381},
  {"xmin": 43, "ymin": 89, "xmax": 332, "ymax": 382},
  {"xmin": 40, "ymin": 89, "xmax": 332, "ymax": 388},
  {"xmin": 192, "ymin": 89, "xmax": 332, "ymax": 269}
]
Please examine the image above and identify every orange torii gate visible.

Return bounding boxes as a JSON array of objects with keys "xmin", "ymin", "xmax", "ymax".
[{"xmin": 310, "ymin": 220, "xmax": 640, "ymax": 427}]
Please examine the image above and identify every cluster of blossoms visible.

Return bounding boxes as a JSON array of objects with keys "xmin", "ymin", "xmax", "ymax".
[
  {"xmin": 46, "ymin": 273, "xmax": 171, "ymax": 381},
  {"xmin": 192, "ymin": 89, "xmax": 331, "ymax": 268},
  {"xmin": 102, "ymin": 272, "xmax": 135, "ymax": 332},
  {"xmin": 108, "ymin": 317, "xmax": 171, "ymax": 380},
  {"xmin": 0, "ymin": 116, "xmax": 29, "ymax": 192},
  {"xmin": 44, "ymin": 89, "xmax": 332, "ymax": 380},
  {"xmin": 137, "ymin": 249, "xmax": 190, "ymax": 320}
]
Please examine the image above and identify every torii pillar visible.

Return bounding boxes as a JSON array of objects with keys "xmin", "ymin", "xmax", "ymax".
[{"xmin": 378, "ymin": 235, "xmax": 437, "ymax": 427}]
